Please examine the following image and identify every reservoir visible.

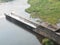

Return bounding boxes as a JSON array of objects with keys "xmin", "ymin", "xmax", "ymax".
[{"xmin": 0, "ymin": 0, "xmax": 42, "ymax": 45}]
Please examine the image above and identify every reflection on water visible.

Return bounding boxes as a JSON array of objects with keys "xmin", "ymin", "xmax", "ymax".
[
  {"xmin": 0, "ymin": 0, "xmax": 13, "ymax": 3},
  {"xmin": 0, "ymin": 0, "xmax": 42, "ymax": 45},
  {"xmin": 0, "ymin": 17, "xmax": 42, "ymax": 45}
]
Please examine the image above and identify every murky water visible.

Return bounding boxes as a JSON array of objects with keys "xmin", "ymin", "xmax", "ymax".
[
  {"xmin": 0, "ymin": 0, "xmax": 13, "ymax": 3},
  {"xmin": 0, "ymin": 0, "xmax": 42, "ymax": 45}
]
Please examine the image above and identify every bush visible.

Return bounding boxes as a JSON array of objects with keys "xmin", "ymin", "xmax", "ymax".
[{"xmin": 42, "ymin": 38, "xmax": 54, "ymax": 45}]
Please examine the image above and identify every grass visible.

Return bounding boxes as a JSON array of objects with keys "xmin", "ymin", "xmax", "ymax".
[{"xmin": 26, "ymin": 0, "xmax": 60, "ymax": 24}]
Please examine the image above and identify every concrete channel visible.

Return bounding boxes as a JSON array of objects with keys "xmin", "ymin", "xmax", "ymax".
[{"xmin": 5, "ymin": 13, "xmax": 60, "ymax": 45}]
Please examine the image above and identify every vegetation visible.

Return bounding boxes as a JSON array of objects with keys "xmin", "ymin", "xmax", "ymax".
[
  {"xmin": 26, "ymin": 0, "xmax": 60, "ymax": 24},
  {"xmin": 42, "ymin": 38, "xmax": 54, "ymax": 45}
]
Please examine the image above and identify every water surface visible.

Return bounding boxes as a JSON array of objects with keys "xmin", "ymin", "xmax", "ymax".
[{"xmin": 0, "ymin": 0, "xmax": 42, "ymax": 45}]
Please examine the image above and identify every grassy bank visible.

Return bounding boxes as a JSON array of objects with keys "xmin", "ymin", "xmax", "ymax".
[{"xmin": 26, "ymin": 0, "xmax": 60, "ymax": 24}]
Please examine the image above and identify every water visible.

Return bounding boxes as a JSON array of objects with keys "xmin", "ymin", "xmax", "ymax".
[
  {"xmin": 0, "ymin": 0, "xmax": 42, "ymax": 45},
  {"xmin": 0, "ymin": 0, "xmax": 13, "ymax": 3}
]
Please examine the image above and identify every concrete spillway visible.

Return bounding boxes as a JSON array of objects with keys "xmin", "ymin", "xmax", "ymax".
[
  {"xmin": 5, "ymin": 13, "xmax": 60, "ymax": 45},
  {"xmin": 5, "ymin": 13, "xmax": 39, "ymax": 30}
]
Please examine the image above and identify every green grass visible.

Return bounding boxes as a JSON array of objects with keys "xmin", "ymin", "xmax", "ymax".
[{"xmin": 26, "ymin": 0, "xmax": 60, "ymax": 24}]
